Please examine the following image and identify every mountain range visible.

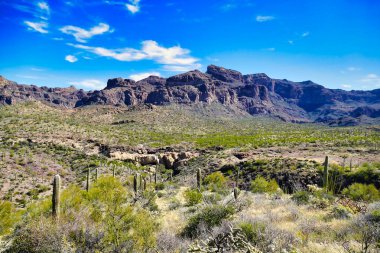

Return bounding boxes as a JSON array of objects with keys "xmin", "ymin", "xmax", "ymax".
[{"xmin": 1, "ymin": 65, "xmax": 379, "ymax": 126}]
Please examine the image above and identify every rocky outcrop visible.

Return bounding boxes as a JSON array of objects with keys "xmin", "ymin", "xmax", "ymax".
[{"xmin": 1, "ymin": 65, "xmax": 380, "ymax": 125}]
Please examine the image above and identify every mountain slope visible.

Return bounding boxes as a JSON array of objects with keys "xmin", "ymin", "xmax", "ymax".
[{"xmin": 1, "ymin": 65, "xmax": 380, "ymax": 125}]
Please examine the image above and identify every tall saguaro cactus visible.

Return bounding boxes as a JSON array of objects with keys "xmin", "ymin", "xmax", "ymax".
[
  {"xmin": 154, "ymin": 172, "xmax": 157, "ymax": 184},
  {"xmin": 233, "ymin": 187, "xmax": 239, "ymax": 200},
  {"xmin": 133, "ymin": 174, "xmax": 138, "ymax": 193},
  {"xmin": 52, "ymin": 174, "xmax": 61, "ymax": 219},
  {"xmin": 113, "ymin": 165, "xmax": 116, "ymax": 177},
  {"xmin": 323, "ymin": 156, "xmax": 329, "ymax": 191},
  {"xmin": 235, "ymin": 169, "xmax": 240, "ymax": 188},
  {"xmin": 86, "ymin": 168, "xmax": 91, "ymax": 192},
  {"xmin": 197, "ymin": 168, "xmax": 202, "ymax": 191},
  {"xmin": 95, "ymin": 168, "xmax": 99, "ymax": 182}
]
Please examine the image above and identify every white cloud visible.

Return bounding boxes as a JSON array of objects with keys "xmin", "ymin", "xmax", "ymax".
[
  {"xmin": 68, "ymin": 40, "xmax": 200, "ymax": 69},
  {"xmin": 37, "ymin": 2, "xmax": 50, "ymax": 14},
  {"xmin": 129, "ymin": 72, "xmax": 161, "ymax": 81},
  {"xmin": 256, "ymin": 15, "xmax": 275, "ymax": 22},
  {"xmin": 267, "ymin": 47, "xmax": 276, "ymax": 51},
  {"xmin": 69, "ymin": 79, "xmax": 105, "ymax": 90},
  {"xmin": 65, "ymin": 55, "xmax": 78, "ymax": 63},
  {"xmin": 301, "ymin": 32, "xmax": 310, "ymax": 37},
  {"xmin": 126, "ymin": 0, "xmax": 140, "ymax": 14},
  {"xmin": 347, "ymin": 66, "xmax": 360, "ymax": 71},
  {"xmin": 360, "ymin": 73, "xmax": 380, "ymax": 87},
  {"xmin": 60, "ymin": 23, "xmax": 112, "ymax": 43},
  {"xmin": 163, "ymin": 64, "xmax": 201, "ymax": 72},
  {"xmin": 341, "ymin": 84, "xmax": 352, "ymax": 89},
  {"xmin": 288, "ymin": 40, "xmax": 294, "ymax": 45},
  {"xmin": 24, "ymin": 21, "xmax": 48, "ymax": 33},
  {"xmin": 220, "ymin": 4, "xmax": 237, "ymax": 11}
]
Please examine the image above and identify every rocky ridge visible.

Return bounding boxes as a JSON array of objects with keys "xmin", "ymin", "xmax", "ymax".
[{"xmin": 1, "ymin": 65, "xmax": 380, "ymax": 125}]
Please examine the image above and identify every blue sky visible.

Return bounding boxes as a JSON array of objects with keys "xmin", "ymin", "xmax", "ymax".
[{"xmin": 1, "ymin": 0, "xmax": 379, "ymax": 90}]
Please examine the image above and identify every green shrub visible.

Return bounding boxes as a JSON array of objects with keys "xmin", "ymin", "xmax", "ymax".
[
  {"xmin": 168, "ymin": 198, "xmax": 181, "ymax": 210},
  {"xmin": 326, "ymin": 204, "xmax": 353, "ymax": 220},
  {"xmin": 204, "ymin": 171, "xmax": 227, "ymax": 192},
  {"xmin": 342, "ymin": 183, "xmax": 380, "ymax": 202},
  {"xmin": 184, "ymin": 188, "xmax": 203, "ymax": 206},
  {"xmin": 0, "ymin": 201, "xmax": 21, "ymax": 235},
  {"xmin": 239, "ymin": 222, "xmax": 266, "ymax": 244},
  {"xmin": 182, "ymin": 204, "xmax": 235, "ymax": 238},
  {"xmin": 250, "ymin": 176, "xmax": 279, "ymax": 194},
  {"xmin": 291, "ymin": 191, "xmax": 310, "ymax": 205},
  {"xmin": 155, "ymin": 182, "xmax": 165, "ymax": 191}
]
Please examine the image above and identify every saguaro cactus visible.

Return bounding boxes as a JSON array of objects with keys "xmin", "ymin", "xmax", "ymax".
[
  {"xmin": 133, "ymin": 174, "xmax": 138, "ymax": 193},
  {"xmin": 323, "ymin": 156, "xmax": 329, "ymax": 191},
  {"xmin": 52, "ymin": 174, "xmax": 61, "ymax": 219},
  {"xmin": 235, "ymin": 169, "xmax": 240, "ymax": 188},
  {"xmin": 95, "ymin": 168, "xmax": 99, "ymax": 182},
  {"xmin": 197, "ymin": 168, "xmax": 202, "ymax": 191},
  {"xmin": 143, "ymin": 178, "xmax": 147, "ymax": 191},
  {"xmin": 154, "ymin": 172, "xmax": 157, "ymax": 184},
  {"xmin": 233, "ymin": 187, "xmax": 239, "ymax": 200},
  {"xmin": 113, "ymin": 165, "xmax": 116, "ymax": 177},
  {"xmin": 139, "ymin": 174, "xmax": 143, "ymax": 190},
  {"xmin": 86, "ymin": 168, "xmax": 91, "ymax": 192}
]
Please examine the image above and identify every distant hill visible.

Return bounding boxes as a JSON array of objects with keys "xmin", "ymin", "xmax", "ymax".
[{"xmin": 1, "ymin": 65, "xmax": 380, "ymax": 126}]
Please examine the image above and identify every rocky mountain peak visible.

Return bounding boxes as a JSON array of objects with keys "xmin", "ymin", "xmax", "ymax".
[
  {"xmin": 166, "ymin": 69, "xmax": 211, "ymax": 86},
  {"xmin": 206, "ymin": 65, "xmax": 243, "ymax": 83},
  {"xmin": 106, "ymin": 78, "xmax": 135, "ymax": 89}
]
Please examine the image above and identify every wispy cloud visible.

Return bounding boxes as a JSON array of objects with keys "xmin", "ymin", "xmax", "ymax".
[
  {"xmin": 301, "ymin": 31, "xmax": 310, "ymax": 37},
  {"xmin": 69, "ymin": 40, "xmax": 200, "ymax": 69},
  {"xmin": 65, "ymin": 55, "xmax": 78, "ymax": 63},
  {"xmin": 9, "ymin": 1, "xmax": 50, "ymax": 19},
  {"xmin": 360, "ymin": 73, "xmax": 380, "ymax": 87},
  {"xmin": 288, "ymin": 40, "xmax": 294, "ymax": 45},
  {"xmin": 24, "ymin": 21, "xmax": 48, "ymax": 33},
  {"xmin": 60, "ymin": 23, "xmax": 112, "ymax": 43},
  {"xmin": 162, "ymin": 64, "xmax": 201, "ymax": 72},
  {"xmin": 267, "ymin": 47, "xmax": 276, "ymax": 51},
  {"xmin": 129, "ymin": 72, "xmax": 161, "ymax": 81},
  {"xmin": 256, "ymin": 15, "xmax": 275, "ymax": 22},
  {"xmin": 37, "ymin": 1, "xmax": 50, "ymax": 17},
  {"xmin": 347, "ymin": 66, "xmax": 360, "ymax": 72},
  {"xmin": 341, "ymin": 84, "xmax": 352, "ymax": 89},
  {"xmin": 69, "ymin": 79, "xmax": 105, "ymax": 90},
  {"xmin": 220, "ymin": 3, "xmax": 237, "ymax": 11},
  {"xmin": 126, "ymin": 0, "xmax": 141, "ymax": 14}
]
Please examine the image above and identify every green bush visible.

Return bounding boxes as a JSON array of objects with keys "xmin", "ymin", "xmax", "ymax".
[
  {"xmin": 204, "ymin": 171, "xmax": 227, "ymax": 192},
  {"xmin": 239, "ymin": 222, "xmax": 266, "ymax": 244},
  {"xmin": 182, "ymin": 204, "xmax": 235, "ymax": 238},
  {"xmin": 155, "ymin": 182, "xmax": 165, "ymax": 191},
  {"xmin": 291, "ymin": 191, "xmax": 310, "ymax": 205},
  {"xmin": 250, "ymin": 176, "xmax": 279, "ymax": 194},
  {"xmin": 184, "ymin": 188, "xmax": 203, "ymax": 206},
  {"xmin": 9, "ymin": 177, "xmax": 157, "ymax": 253},
  {"xmin": 326, "ymin": 204, "xmax": 353, "ymax": 220},
  {"xmin": 342, "ymin": 183, "xmax": 380, "ymax": 202},
  {"xmin": 0, "ymin": 201, "xmax": 22, "ymax": 235}
]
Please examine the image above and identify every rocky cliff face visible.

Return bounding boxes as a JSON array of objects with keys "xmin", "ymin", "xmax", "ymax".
[{"xmin": 1, "ymin": 65, "xmax": 380, "ymax": 125}]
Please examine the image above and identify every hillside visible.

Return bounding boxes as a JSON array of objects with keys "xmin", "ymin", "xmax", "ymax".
[{"xmin": 1, "ymin": 65, "xmax": 380, "ymax": 126}]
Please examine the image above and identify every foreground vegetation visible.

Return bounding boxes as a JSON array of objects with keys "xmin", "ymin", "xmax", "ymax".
[{"xmin": 0, "ymin": 102, "xmax": 379, "ymax": 252}]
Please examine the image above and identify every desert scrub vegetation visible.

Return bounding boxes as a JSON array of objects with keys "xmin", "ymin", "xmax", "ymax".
[
  {"xmin": 250, "ymin": 176, "xmax": 280, "ymax": 194},
  {"xmin": 1, "ymin": 168, "xmax": 380, "ymax": 252},
  {"xmin": 4, "ymin": 176, "xmax": 157, "ymax": 253},
  {"xmin": 0, "ymin": 102, "xmax": 379, "ymax": 150}
]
